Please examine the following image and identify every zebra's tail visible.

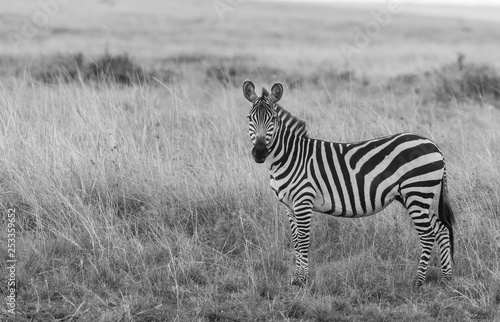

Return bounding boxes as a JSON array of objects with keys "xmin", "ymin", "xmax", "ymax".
[{"xmin": 439, "ymin": 170, "xmax": 455, "ymax": 263}]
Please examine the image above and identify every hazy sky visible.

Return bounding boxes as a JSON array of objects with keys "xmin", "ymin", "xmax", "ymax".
[{"xmin": 279, "ymin": 0, "xmax": 500, "ymax": 6}]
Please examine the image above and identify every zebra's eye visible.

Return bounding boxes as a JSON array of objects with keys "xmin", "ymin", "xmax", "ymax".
[{"xmin": 246, "ymin": 114, "xmax": 251, "ymax": 120}]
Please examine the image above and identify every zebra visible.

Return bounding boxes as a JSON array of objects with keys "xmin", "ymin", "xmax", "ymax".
[{"xmin": 242, "ymin": 80, "xmax": 456, "ymax": 287}]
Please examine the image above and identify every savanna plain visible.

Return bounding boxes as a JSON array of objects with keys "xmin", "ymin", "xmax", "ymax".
[{"xmin": 0, "ymin": 0, "xmax": 500, "ymax": 321}]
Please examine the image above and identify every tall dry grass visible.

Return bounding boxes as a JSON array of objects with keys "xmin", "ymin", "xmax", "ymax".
[{"xmin": 0, "ymin": 59, "xmax": 499, "ymax": 320}]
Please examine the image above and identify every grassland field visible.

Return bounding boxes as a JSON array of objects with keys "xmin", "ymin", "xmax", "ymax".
[{"xmin": 0, "ymin": 0, "xmax": 500, "ymax": 321}]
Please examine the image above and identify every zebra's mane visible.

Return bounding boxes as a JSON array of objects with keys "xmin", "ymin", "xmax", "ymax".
[
  {"xmin": 260, "ymin": 87, "xmax": 308, "ymax": 138},
  {"xmin": 275, "ymin": 104, "xmax": 308, "ymax": 138}
]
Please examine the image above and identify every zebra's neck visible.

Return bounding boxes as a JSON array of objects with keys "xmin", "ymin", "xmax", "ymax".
[
  {"xmin": 266, "ymin": 105, "xmax": 309, "ymax": 170},
  {"xmin": 276, "ymin": 105, "xmax": 308, "ymax": 139}
]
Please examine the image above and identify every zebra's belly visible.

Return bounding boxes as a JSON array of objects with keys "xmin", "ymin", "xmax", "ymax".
[
  {"xmin": 312, "ymin": 190, "xmax": 398, "ymax": 218},
  {"xmin": 312, "ymin": 198, "xmax": 358, "ymax": 217},
  {"xmin": 312, "ymin": 195, "xmax": 334, "ymax": 213}
]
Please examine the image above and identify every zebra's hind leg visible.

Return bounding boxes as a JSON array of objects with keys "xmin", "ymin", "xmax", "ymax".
[
  {"xmin": 435, "ymin": 223, "xmax": 453, "ymax": 286},
  {"xmin": 286, "ymin": 203, "xmax": 312, "ymax": 286},
  {"xmin": 413, "ymin": 228, "xmax": 435, "ymax": 287},
  {"xmin": 407, "ymin": 200, "xmax": 436, "ymax": 288}
]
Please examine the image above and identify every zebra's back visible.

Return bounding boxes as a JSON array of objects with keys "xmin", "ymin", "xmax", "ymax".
[{"xmin": 307, "ymin": 133, "xmax": 445, "ymax": 217}]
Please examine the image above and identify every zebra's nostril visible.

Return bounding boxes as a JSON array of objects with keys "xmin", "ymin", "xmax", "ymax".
[
  {"xmin": 255, "ymin": 144, "xmax": 266, "ymax": 152},
  {"xmin": 252, "ymin": 142, "xmax": 269, "ymax": 162}
]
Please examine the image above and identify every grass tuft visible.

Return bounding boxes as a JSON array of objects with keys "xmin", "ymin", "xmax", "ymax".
[
  {"xmin": 429, "ymin": 54, "xmax": 500, "ymax": 107},
  {"xmin": 1, "ymin": 52, "xmax": 177, "ymax": 85}
]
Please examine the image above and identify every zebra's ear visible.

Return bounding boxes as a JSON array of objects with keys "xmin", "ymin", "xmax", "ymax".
[
  {"xmin": 243, "ymin": 80, "xmax": 258, "ymax": 103},
  {"xmin": 269, "ymin": 83, "xmax": 283, "ymax": 103}
]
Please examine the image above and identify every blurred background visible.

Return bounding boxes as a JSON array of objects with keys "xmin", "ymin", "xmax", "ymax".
[{"xmin": 2, "ymin": 0, "xmax": 500, "ymax": 77}]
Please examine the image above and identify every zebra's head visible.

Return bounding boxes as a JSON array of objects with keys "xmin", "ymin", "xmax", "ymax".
[{"xmin": 242, "ymin": 80, "xmax": 283, "ymax": 164}]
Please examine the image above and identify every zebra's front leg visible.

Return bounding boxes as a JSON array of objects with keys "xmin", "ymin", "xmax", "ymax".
[{"xmin": 286, "ymin": 203, "xmax": 312, "ymax": 286}]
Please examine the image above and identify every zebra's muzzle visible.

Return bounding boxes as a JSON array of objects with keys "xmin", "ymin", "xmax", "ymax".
[{"xmin": 252, "ymin": 141, "xmax": 268, "ymax": 163}]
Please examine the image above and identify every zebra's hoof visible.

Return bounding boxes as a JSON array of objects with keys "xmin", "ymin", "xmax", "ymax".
[
  {"xmin": 439, "ymin": 276, "xmax": 452, "ymax": 287},
  {"xmin": 291, "ymin": 280, "xmax": 306, "ymax": 287},
  {"xmin": 412, "ymin": 279, "xmax": 423, "ymax": 289},
  {"xmin": 291, "ymin": 277, "xmax": 307, "ymax": 287}
]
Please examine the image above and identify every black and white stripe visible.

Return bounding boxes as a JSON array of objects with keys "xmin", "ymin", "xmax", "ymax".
[{"xmin": 243, "ymin": 80, "xmax": 455, "ymax": 287}]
